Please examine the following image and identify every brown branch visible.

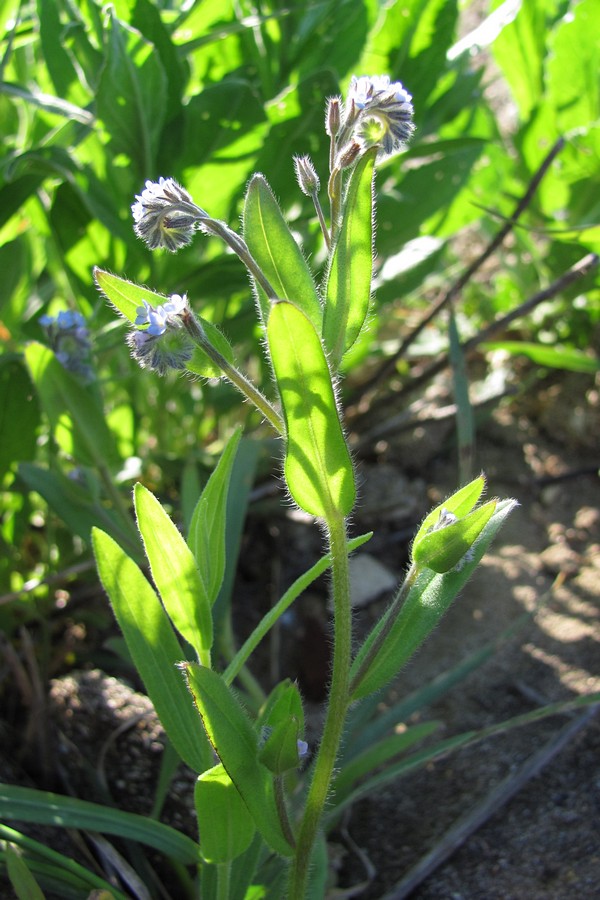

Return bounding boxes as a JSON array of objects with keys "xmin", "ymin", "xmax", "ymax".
[
  {"xmin": 353, "ymin": 137, "xmax": 566, "ymax": 402},
  {"xmin": 354, "ymin": 251, "xmax": 599, "ymax": 427}
]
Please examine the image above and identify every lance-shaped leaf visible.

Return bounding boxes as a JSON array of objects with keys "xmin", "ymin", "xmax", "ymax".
[
  {"xmin": 134, "ymin": 484, "xmax": 213, "ymax": 665},
  {"xmin": 322, "ymin": 148, "xmax": 376, "ymax": 370},
  {"xmin": 187, "ymin": 428, "xmax": 242, "ymax": 605},
  {"xmin": 92, "ymin": 528, "xmax": 213, "ymax": 774},
  {"xmin": 195, "ymin": 764, "xmax": 256, "ymax": 864},
  {"xmin": 94, "ymin": 268, "xmax": 234, "ymax": 378},
  {"xmin": 350, "ymin": 499, "xmax": 518, "ymax": 701},
  {"xmin": 267, "ymin": 300, "xmax": 355, "ymax": 519},
  {"xmin": 184, "ymin": 664, "xmax": 293, "ymax": 858},
  {"xmin": 24, "ymin": 343, "xmax": 120, "ymax": 470},
  {"xmin": 243, "ymin": 174, "xmax": 322, "ymax": 329}
]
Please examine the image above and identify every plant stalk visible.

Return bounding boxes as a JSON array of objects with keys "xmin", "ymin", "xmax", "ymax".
[
  {"xmin": 287, "ymin": 513, "xmax": 352, "ymax": 899},
  {"xmin": 182, "ymin": 311, "xmax": 284, "ymax": 434}
]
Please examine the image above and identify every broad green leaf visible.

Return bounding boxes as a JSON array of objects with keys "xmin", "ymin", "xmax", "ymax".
[
  {"xmin": 94, "ymin": 269, "xmax": 171, "ymax": 324},
  {"xmin": 96, "ymin": 11, "xmax": 167, "ymax": 176},
  {"xmin": 491, "ymin": 0, "xmax": 549, "ymax": 121},
  {"xmin": 412, "ymin": 475, "xmax": 486, "ymax": 548},
  {"xmin": 0, "ymin": 357, "xmax": 39, "ymax": 482},
  {"xmin": 195, "ymin": 764, "xmax": 256, "ymax": 864},
  {"xmin": 482, "ymin": 341, "xmax": 600, "ymax": 374},
  {"xmin": 0, "ymin": 784, "xmax": 200, "ymax": 865},
  {"xmin": 23, "ymin": 343, "xmax": 119, "ymax": 470},
  {"xmin": 184, "ymin": 664, "xmax": 293, "ymax": 857},
  {"xmin": 92, "ymin": 528, "xmax": 213, "ymax": 774},
  {"xmin": 350, "ymin": 499, "xmax": 518, "ymax": 700},
  {"xmin": 187, "ymin": 428, "xmax": 242, "ymax": 605},
  {"xmin": 546, "ymin": 0, "xmax": 599, "ymax": 133},
  {"xmin": 267, "ymin": 301, "xmax": 355, "ymax": 519},
  {"xmin": 323, "ymin": 149, "xmax": 376, "ymax": 369},
  {"xmin": 243, "ymin": 174, "xmax": 322, "ymax": 328},
  {"xmin": 94, "ymin": 268, "xmax": 235, "ymax": 378},
  {"xmin": 134, "ymin": 483, "xmax": 213, "ymax": 666},
  {"xmin": 37, "ymin": 0, "xmax": 81, "ymax": 101}
]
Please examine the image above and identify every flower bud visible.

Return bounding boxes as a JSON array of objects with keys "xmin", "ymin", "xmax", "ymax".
[{"xmin": 293, "ymin": 155, "xmax": 320, "ymax": 196}]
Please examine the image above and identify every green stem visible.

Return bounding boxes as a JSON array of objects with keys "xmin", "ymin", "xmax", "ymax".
[
  {"xmin": 201, "ymin": 218, "xmax": 278, "ymax": 298},
  {"xmin": 182, "ymin": 312, "xmax": 284, "ymax": 434},
  {"xmin": 287, "ymin": 513, "xmax": 352, "ymax": 899},
  {"xmin": 275, "ymin": 776, "xmax": 296, "ymax": 848},
  {"xmin": 216, "ymin": 862, "xmax": 231, "ymax": 900}
]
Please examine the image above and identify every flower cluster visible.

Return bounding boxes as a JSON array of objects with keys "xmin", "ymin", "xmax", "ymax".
[
  {"xmin": 127, "ymin": 294, "xmax": 194, "ymax": 375},
  {"xmin": 39, "ymin": 310, "xmax": 94, "ymax": 382},
  {"xmin": 337, "ymin": 74, "xmax": 414, "ymax": 159},
  {"xmin": 132, "ymin": 177, "xmax": 205, "ymax": 252}
]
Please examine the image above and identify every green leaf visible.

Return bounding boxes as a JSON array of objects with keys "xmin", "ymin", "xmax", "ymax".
[
  {"xmin": 187, "ymin": 428, "xmax": 242, "ymax": 605},
  {"xmin": 195, "ymin": 764, "xmax": 256, "ymax": 864},
  {"xmin": 350, "ymin": 499, "xmax": 518, "ymax": 700},
  {"xmin": 482, "ymin": 341, "xmax": 600, "ymax": 374},
  {"xmin": 323, "ymin": 148, "xmax": 376, "ymax": 369},
  {"xmin": 412, "ymin": 475, "xmax": 486, "ymax": 548},
  {"xmin": 23, "ymin": 343, "xmax": 119, "ymax": 470},
  {"xmin": 183, "ymin": 664, "xmax": 293, "ymax": 857},
  {"xmin": 243, "ymin": 174, "xmax": 322, "ymax": 329},
  {"xmin": 0, "ymin": 784, "xmax": 200, "ymax": 865},
  {"xmin": 93, "ymin": 268, "xmax": 169, "ymax": 324},
  {"xmin": 96, "ymin": 11, "xmax": 167, "ymax": 175},
  {"xmin": 0, "ymin": 357, "xmax": 39, "ymax": 482},
  {"xmin": 267, "ymin": 301, "xmax": 355, "ymax": 519},
  {"xmin": 0, "ymin": 822, "xmax": 128, "ymax": 900},
  {"xmin": 5, "ymin": 841, "xmax": 45, "ymax": 900},
  {"xmin": 257, "ymin": 681, "xmax": 305, "ymax": 775},
  {"xmin": 18, "ymin": 463, "xmax": 140, "ymax": 559},
  {"xmin": 134, "ymin": 483, "xmax": 213, "ymax": 666},
  {"xmin": 92, "ymin": 528, "xmax": 213, "ymax": 774}
]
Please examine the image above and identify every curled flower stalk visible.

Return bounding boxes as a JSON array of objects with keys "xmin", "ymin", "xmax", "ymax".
[
  {"xmin": 132, "ymin": 178, "xmax": 278, "ymax": 297},
  {"xmin": 326, "ymin": 75, "xmax": 414, "ymax": 236}
]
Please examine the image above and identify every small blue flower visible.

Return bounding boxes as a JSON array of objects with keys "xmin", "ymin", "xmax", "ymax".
[{"xmin": 128, "ymin": 294, "xmax": 193, "ymax": 374}]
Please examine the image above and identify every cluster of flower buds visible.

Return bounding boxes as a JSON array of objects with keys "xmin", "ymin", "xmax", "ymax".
[
  {"xmin": 39, "ymin": 310, "xmax": 94, "ymax": 382},
  {"xmin": 132, "ymin": 177, "xmax": 206, "ymax": 252},
  {"xmin": 127, "ymin": 294, "xmax": 195, "ymax": 375},
  {"xmin": 334, "ymin": 74, "xmax": 415, "ymax": 161}
]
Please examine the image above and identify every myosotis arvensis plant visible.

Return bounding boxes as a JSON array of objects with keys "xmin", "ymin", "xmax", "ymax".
[{"xmin": 93, "ymin": 75, "xmax": 517, "ymax": 899}]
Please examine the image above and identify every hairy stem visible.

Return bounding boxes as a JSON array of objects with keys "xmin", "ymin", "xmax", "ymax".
[{"xmin": 288, "ymin": 513, "xmax": 352, "ymax": 899}]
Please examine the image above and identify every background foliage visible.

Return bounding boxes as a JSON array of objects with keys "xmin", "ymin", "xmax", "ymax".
[{"xmin": 1, "ymin": 0, "xmax": 598, "ymax": 632}]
